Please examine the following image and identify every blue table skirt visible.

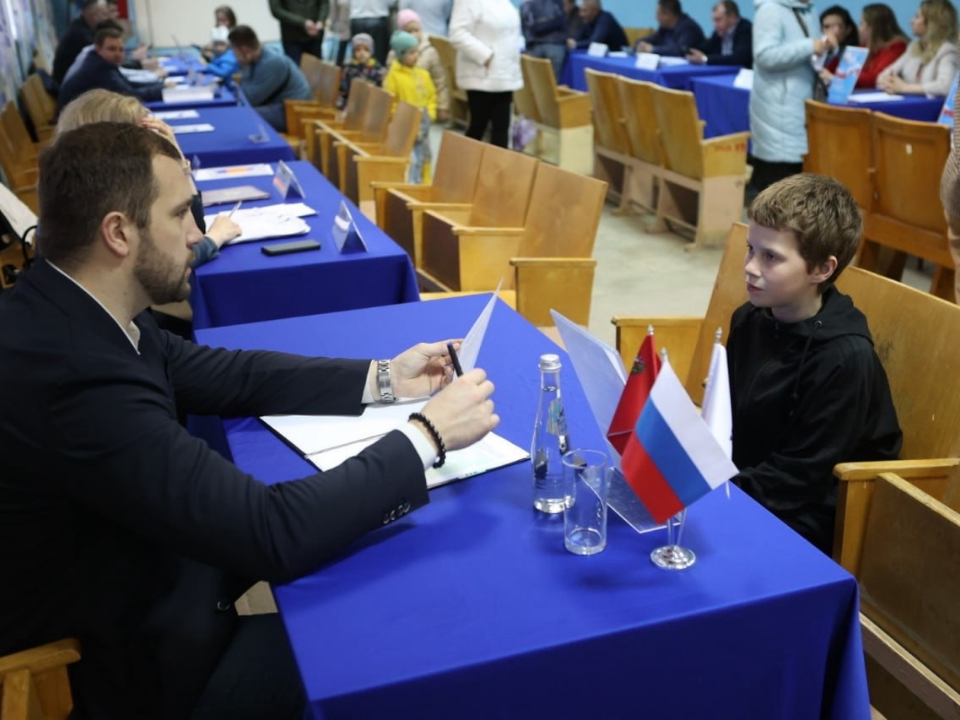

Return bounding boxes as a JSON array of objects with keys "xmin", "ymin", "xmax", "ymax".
[
  {"xmin": 171, "ymin": 105, "xmax": 295, "ymax": 168},
  {"xmin": 561, "ymin": 51, "xmax": 734, "ymax": 92},
  {"xmin": 144, "ymin": 85, "xmax": 239, "ymax": 111},
  {"xmin": 190, "ymin": 160, "xmax": 418, "ymax": 330},
  {"xmin": 194, "ymin": 295, "xmax": 871, "ymax": 720},
  {"xmin": 692, "ymin": 74, "xmax": 944, "ymax": 140}
]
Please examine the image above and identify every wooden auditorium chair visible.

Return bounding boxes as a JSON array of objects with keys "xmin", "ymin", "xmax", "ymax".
[
  {"xmin": 650, "ymin": 85, "xmax": 750, "ymax": 250},
  {"xmin": 521, "ymin": 54, "xmax": 593, "ymax": 175},
  {"xmin": 372, "ymin": 131, "xmax": 486, "ymax": 269},
  {"xmin": 283, "ymin": 59, "xmax": 341, "ymax": 155},
  {"xmin": 428, "ymin": 35, "xmax": 469, "ymax": 127},
  {"xmin": 18, "ymin": 75, "xmax": 56, "ymax": 143},
  {"xmin": 337, "ymin": 101, "xmax": 422, "ymax": 211},
  {"xmin": 859, "ymin": 111, "xmax": 955, "ymax": 300},
  {"xmin": 584, "ymin": 69, "xmax": 641, "ymax": 213},
  {"xmin": 803, "ymin": 100, "xmax": 873, "ymax": 210},
  {"xmin": 0, "ymin": 110, "xmax": 39, "ymax": 214},
  {"xmin": 617, "ymin": 77, "xmax": 665, "ymax": 217},
  {"xmin": 317, "ymin": 83, "xmax": 392, "ymax": 191},
  {"xmin": 308, "ymin": 79, "xmax": 373, "ymax": 176},
  {"xmin": 0, "ymin": 638, "xmax": 81, "ymax": 720}
]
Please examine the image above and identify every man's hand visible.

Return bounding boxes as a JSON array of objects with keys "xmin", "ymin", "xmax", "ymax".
[
  {"xmin": 686, "ymin": 48, "xmax": 706, "ymax": 64},
  {"xmin": 636, "ymin": 41, "xmax": 653, "ymax": 53},
  {"xmin": 305, "ymin": 19, "xmax": 320, "ymax": 37},
  {"xmin": 566, "ymin": 38, "xmax": 576, "ymax": 50},
  {"xmin": 416, "ymin": 368, "xmax": 499, "ymax": 451},
  {"xmin": 141, "ymin": 118, "xmax": 180, "ymax": 151},
  {"xmin": 206, "ymin": 214, "xmax": 242, "ymax": 247},
  {"xmin": 390, "ymin": 340, "xmax": 463, "ymax": 398}
]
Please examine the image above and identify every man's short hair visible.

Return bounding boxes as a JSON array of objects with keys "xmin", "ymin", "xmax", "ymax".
[
  {"xmin": 658, "ymin": 0, "xmax": 682, "ymax": 17},
  {"xmin": 37, "ymin": 123, "xmax": 182, "ymax": 268},
  {"xmin": 228, "ymin": 25, "xmax": 260, "ymax": 50},
  {"xmin": 94, "ymin": 18, "xmax": 123, "ymax": 33},
  {"xmin": 717, "ymin": 0, "xmax": 740, "ymax": 17},
  {"xmin": 81, "ymin": 0, "xmax": 101, "ymax": 10},
  {"xmin": 748, "ymin": 173, "xmax": 862, "ymax": 288},
  {"xmin": 94, "ymin": 25, "xmax": 123, "ymax": 47}
]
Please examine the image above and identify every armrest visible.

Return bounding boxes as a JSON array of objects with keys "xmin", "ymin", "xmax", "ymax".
[
  {"xmin": 702, "ymin": 132, "xmax": 751, "ymax": 177},
  {"xmin": 450, "ymin": 226, "xmax": 525, "ymax": 236},
  {"xmin": 510, "ymin": 257, "xmax": 596, "ymax": 268},
  {"xmin": 353, "ymin": 155, "xmax": 409, "ymax": 165},
  {"xmin": 556, "ymin": 93, "xmax": 592, "ymax": 128},
  {"xmin": 835, "ymin": 458, "xmax": 960, "ymax": 481},
  {"xmin": 0, "ymin": 638, "xmax": 80, "ymax": 676},
  {"xmin": 355, "ymin": 158, "xmax": 410, "ymax": 203}
]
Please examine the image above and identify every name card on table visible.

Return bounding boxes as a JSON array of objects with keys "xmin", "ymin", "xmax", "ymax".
[
  {"xmin": 939, "ymin": 71, "xmax": 959, "ymax": 129},
  {"xmin": 733, "ymin": 68, "xmax": 754, "ymax": 90},
  {"xmin": 171, "ymin": 123, "xmax": 215, "ymax": 134},
  {"xmin": 826, "ymin": 46, "xmax": 868, "ymax": 105},
  {"xmin": 249, "ymin": 122, "xmax": 271, "ymax": 144},
  {"xmin": 635, "ymin": 53, "xmax": 660, "ymax": 70},
  {"xmin": 273, "ymin": 160, "xmax": 305, "ymax": 199},
  {"xmin": 587, "ymin": 42, "xmax": 609, "ymax": 57},
  {"xmin": 161, "ymin": 85, "xmax": 215, "ymax": 103},
  {"xmin": 331, "ymin": 201, "xmax": 368, "ymax": 254}
]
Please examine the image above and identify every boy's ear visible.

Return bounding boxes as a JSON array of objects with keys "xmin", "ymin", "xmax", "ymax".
[{"xmin": 811, "ymin": 255, "xmax": 839, "ymax": 284}]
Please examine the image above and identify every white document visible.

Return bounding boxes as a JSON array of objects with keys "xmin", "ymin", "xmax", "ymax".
[
  {"xmin": 0, "ymin": 183, "xmax": 38, "ymax": 240},
  {"xmin": 733, "ymin": 68, "xmax": 754, "ymax": 89},
  {"xmin": 458, "ymin": 282, "xmax": 502, "ymax": 373},
  {"xmin": 848, "ymin": 92, "xmax": 904, "ymax": 102},
  {"xmin": 608, "ymin": 51, "xmax": 628, "ymax": 58},
  {"xmin": 205, "ymin": 203, "xmax": 317, "ymax": 227},
  {"xmin": 587, "ymin": 42, "xmax": 609, "ymax": 57},
  {"xmin": 218, "ymin": 212, "xmax": 311, "ymax": 244},
  {"xmin": 171, "ymin": 123, "xmax": 215, "ymax": 134},
  {"xmin": 657, "ymin": 56, "xmax": 689, "ymax": 67},
  {"xmin": 152, "ymin": 109, "xmax": 200, "ymax": 120},
  {"xmin": 161, "ymin": 86, "xmax": 215, "ymax": 103},
  {"xmin": 194, "ymin": 163, "xmax": 275, "ymax": 181},
  {"xmin": 635, "ymin": 52, "xmax": 660, "ymax": 70}
]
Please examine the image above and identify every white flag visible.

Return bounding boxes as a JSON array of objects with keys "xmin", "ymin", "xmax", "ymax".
[{"xmin": 701, "ymin": 335, "xmax": 734, "ymax": 496}]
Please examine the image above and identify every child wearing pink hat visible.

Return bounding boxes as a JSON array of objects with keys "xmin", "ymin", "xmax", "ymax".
[{"xmin": 390, "ymin": 8, "xmax": 449, "ymax": 122}]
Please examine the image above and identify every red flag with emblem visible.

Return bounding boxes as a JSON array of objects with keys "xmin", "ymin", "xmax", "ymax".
[{"xmin": 607, "ymin": 329, "xmax": 660, "ymax": 455}]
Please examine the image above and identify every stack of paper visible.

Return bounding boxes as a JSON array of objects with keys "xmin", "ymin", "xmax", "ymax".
[
  {"xmin": 162, "ymin": 86, "xmax": 215, "ymax": 103},
  {"xmin": 194, "ymin": 164, "xmax": 275, "ymax": 181}
]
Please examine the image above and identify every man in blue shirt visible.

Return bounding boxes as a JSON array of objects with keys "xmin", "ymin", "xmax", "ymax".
[
  {"xmin": 228, "ymin": 25, "xmax": 313, "ymax": 133},
  {"xmin": 567, "ymin": 0, "xmax": 628, "ymax": 51},
  {"xmin": 636, "ymin": 0, "xmax": 706, "ymax": 57}
]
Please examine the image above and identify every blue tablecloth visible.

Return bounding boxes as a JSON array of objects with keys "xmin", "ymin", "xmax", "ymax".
[
  {"xmin": 171, "ymin": 105, "xmax": 295, "ymax": 168},
  {"xmin": 190, "ymin": 161, "xmax": 418, "ymax": 330},
  {"xmin": 144, "ymin": 85, "xmax": 238, "ymax": 111},
  {"xmin": 194, "ymin": 295, "xmax": 871, "ymax": 720},
  {"xmin": 692, "ymin": 74, "xmax": 944, "ymax": 139},
  {"xmin": 155, "ymin": 55, "xmax": 207, "ymax": 77},
  {"xmin": 562, "ymin": 51, "xmax": 733, "ymax": 92}
]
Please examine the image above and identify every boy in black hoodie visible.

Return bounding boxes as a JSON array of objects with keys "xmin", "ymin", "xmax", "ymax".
[{"xmin": 728, "ymin": 174, "xmax": 902, "ymax": 555}]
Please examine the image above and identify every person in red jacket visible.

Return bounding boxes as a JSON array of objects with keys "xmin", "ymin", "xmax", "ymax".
[{"xmin": 856, "ymin": 3, "xmax": 908, "ymax": 87}]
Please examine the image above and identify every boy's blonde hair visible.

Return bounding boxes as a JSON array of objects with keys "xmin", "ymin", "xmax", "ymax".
[
  {"xmin": 747, "ymin": 173, "xmax": 862, "ymax": 289},
  {"xmin": 57, "ymin": 89, "xmax": 148, "ymax": 134}
]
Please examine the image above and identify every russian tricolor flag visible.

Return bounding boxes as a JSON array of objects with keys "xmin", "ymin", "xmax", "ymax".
[{"xmin": 621, "ymin": 358, "xmax": 738, "ymax": 523}]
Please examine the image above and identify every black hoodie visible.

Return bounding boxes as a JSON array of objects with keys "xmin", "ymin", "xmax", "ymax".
[{"xmin": 727, "ymin": 285, "xmax": 903, "ymax": 554}]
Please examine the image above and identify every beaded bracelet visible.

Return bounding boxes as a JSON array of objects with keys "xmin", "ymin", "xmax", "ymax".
[{"xmin": 409, "ymin": 412, "xmax": 446, "ymax": 468}]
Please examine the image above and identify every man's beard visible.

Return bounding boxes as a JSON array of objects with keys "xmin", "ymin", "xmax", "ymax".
[{"xmin": 134, "ymin": 229, "xmax": 195, "ymax": 305}]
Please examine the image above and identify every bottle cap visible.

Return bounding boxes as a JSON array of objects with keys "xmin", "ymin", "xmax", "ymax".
[{"xmin": 538, "ymin": 353, "xmax": 561, "ymax": 371}]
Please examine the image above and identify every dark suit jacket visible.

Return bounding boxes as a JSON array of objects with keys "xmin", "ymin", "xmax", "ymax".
[
  {"xmin": 574, "ymin": 10, "xmax": 628, "ymax": 50},
  {"xmin": 0, "ymin": 260, "xmax": 429, "ymax": 718},
  {"xmin": 699, "ymin": 18, "xmax": 753, "ymax": 68},
  {"xmin": 638, "ymin": 13, "xmax": 706, "ymax": 56},
  {"xmin": 53, "ymin": 16, "xmax": 95, "ymax": 84},
  {"xmin": 57, "ymin": 51, "xmax": 164, "ymax": 114}
]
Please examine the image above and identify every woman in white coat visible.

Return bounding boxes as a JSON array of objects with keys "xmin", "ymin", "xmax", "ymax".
[{"xmin": 449, "ymin": 0, "xmax": 524, "ymax": 147}]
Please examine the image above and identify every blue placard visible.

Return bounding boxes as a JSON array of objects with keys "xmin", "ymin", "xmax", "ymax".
[
  {"xmin": 331, "ymin": 201, "xmax": 368, "ymax": 254},
  {"xmin": 272, "ymin": 160, "xmax": 305, "ymax": 198},
  {"xmin": 938, "ymin": 71, "xmax": 959, "ymax": 127},
  {"xmin": 827, "ymin": 46, "xmax": 869, "ymax": 105}
]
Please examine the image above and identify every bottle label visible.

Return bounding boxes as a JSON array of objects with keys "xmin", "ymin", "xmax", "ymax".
[{"xmin": 547, "ymin": 399, "xmax": 567, "ymax": 436}]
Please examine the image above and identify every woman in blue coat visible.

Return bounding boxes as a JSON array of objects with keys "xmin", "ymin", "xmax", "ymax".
[{"xmin": 748, "ymin": 0, "xmax": 836, "ymax": 194}]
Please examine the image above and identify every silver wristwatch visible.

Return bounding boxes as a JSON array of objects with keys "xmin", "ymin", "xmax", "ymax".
[{"xmin": 377, "ymin": 360, "xmax": 395, "ymax": 403}]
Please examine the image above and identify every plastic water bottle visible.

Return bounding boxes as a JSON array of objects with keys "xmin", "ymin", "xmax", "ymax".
[{"xmin": 531, "ymin": 353, "xmax": 571, "ymax": 513}]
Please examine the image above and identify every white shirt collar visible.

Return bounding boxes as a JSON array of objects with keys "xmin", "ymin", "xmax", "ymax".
[{"xmin": 46, "ymin": 260, "xmax": 142, "ymax": 354}]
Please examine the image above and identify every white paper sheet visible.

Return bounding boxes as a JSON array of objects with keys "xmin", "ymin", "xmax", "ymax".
[
  {"xmin": 204, "ymin": 203, "xmax": 317, "ymax": 228},
  {"xmin": 194, "ymin": 164, "xmax": 275, "ymax": 181},
  {"xmin": 847, "ymin": 92, "xmax": 904, "ymax": 102},
  {"xmin": 657, "ymin": 56, "xmax": 690, "ymax": 67},
  {"xmin": 218, "ymin": 212, "xmax": 311, "ymax": 244},
  {"xmin": 152, "ymin": 109, "xmax": 200, "ymax": 120},
  {"xmin": 458, "ymin": 281, "xmax": 502, "ymax": 372},
  {"xmin": 733, "ymin": 68, "xmax": 754, "ymax": 89},
  {"xmin": 162, "ymin": 86, "xmax": 215, "ymax": 102},
  {"xmin": 171, "ymin": 123, "xmax": 215, "ymax": 134}
]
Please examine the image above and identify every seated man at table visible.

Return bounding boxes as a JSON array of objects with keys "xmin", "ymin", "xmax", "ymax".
[
  {"xmin": 636, "ymin": 0, "xmax": 706, "ymax": 56},
  {"xmin": 52, "ymin": 0, "xmax": 108, "ymax": 83},
  {"xmin": 567, "ymin": 0, "xmax": 628, "ymax": 51},
  {"xmin": 0, "ymin": 122, "xmax": 500, "ymax": 719},
  {"xmin": 57, "ymin": 25, "xmax": 168, "ymax": 114},
  {"xmin": 63, "ymin": 20, "xmax": 169, "ymax": 87},
  {"xmin": 202, "ymin": 25, "xmax": 241, "ymax": 81},
  {"xmin": 729, "ymin": 174, "xmax": 902, "ymax": 555},
  {"xmin": 230, "ymin": 24, "xmax": 314, "ymax": 133},
  {"xmin": 687, "ymin": 0, "xmax": 753, "ymax": 67}
]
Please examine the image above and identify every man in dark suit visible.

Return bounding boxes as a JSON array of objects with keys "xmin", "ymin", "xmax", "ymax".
[
  {"xmin": 567, "ymin": 0, "xmax": 628, "ymax": 51},
  {"xmin": 687, "ymin": 0, "xmax": 753, "ymax": 68},
  {"xmin": 0, "ymin": 123, "xmax": 498, "ymax": 719},
  {"xmin": 52, "ymin": 0, "xmax": 108, "ymax": 84},
  {"xmin": 636, "ymin": 0, "xmax": 705, "ymax": 57},
  {"xmin": 57, "ymin": 25, "xmax": 166, "ymax": 113}
]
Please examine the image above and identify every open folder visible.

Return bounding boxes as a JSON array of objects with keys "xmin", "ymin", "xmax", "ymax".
[{"xmin": 261, "ymin": 291, "xmax": 529, "ymax": 488}]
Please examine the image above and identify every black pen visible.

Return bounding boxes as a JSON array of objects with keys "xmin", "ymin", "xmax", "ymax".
[{"xmin": 447, "ymin": 342, "xmax": 463, "ymax": 377}]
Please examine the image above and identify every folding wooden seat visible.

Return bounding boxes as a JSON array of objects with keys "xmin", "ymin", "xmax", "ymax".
[
  {"xmin": 650, "ymin": 85, "xmax": 750, "ymax": 249},
  {"xmin": 373, "ymin": 131, "xmax": 486, "ymax": 268},
  {"xmin": 803, "ymin": 100, "xmax": 873, "ymax": 209},
  {"xmin": 307, "ymin": 79, "xmax": 372, "ymax": 175},
  {"xmin": 617, "ymin": 77, "xmax": 664, "ymax": 216},
  {"xmin": 585, "ymin": 69, "xmax": 641, "ymax": 213},
  {"xmin": 0, "ymin": 638, "xmax": 81, "ymax": 719},
  {"xmin": 859, "ymin": 112, "xmax": 954, "ymax": 300},
  {"xmin": 320, "ymin": 84, "xmax": 392, "ymax": 191},
  {"xmin": 284, "ymin": 61, "xmax": 341, "ymax": 155},
  {"xmin": 428, "ymin": 35, "xmax": 469, "ymax": 127},
  {"xmin": 337, "ymin": 101, "xmax": 423, "ymax": 210},
  {"xmin": 420, "ymin": 162, "xmax": 606, "ymax": 328},
  {"xmin": 521, "ymin": 55, "xmax": 593, "ymax": 175},
  {"xmin": 18, "ymin": 74, "xmax": 56, "ymax": 143}
]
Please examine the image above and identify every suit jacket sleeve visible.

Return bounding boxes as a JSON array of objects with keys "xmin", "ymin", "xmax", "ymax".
[
  {"xmin": 47, "ymin": 328, "xmax": 429, "ymax": 586},
  {"xmin": 704, "ymin": 21, "xmax": 753, "ymax": 67}
]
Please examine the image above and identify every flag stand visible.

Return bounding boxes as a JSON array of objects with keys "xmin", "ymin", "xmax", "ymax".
[{"xmin": 650, "ymin": 509, "xmax": 696, "ymax": 570}]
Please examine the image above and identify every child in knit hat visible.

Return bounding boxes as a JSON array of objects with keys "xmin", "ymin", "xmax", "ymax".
[
  {"xmin": 384, "ymin": 30, "xmax": 437, "ymax": 182},
  {"xmin": 392, "ymin": 8, "xmax": 450, "ymax": 123},
  {"xmin": 338, "ymin": 32, "xmax": 384, "ymax": 109}
]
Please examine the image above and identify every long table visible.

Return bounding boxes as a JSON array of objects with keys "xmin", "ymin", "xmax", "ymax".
[
  {"xmin": 190, "ymin": 160, "xmax": 419, "ymax": 330},
  {"xmin": 692, "ymin": 74, "xmax": 944, "ymax": 139},
  {"xmin": 144, "ymin": 84, "xmax": 239, "ymax": 111},
  {"xmin": 561, "ymin": 51, "xmax": 733, "ymax": 92},
  {"xmin": 194, "ymin": 295, "xmax": 871, "ymax": 720},
  {"xmin": 169, "ymin": 105, "xmax": 295, "ymax": 168}
]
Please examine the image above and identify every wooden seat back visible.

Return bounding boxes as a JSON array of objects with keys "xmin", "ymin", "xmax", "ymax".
[
  {"xmin": 299, "ymin": 53, "xmax": 324, "ymax": 98},
  {"xmin": 317, "ymin": 60, "xmax": 341, "ymax": 108},
  {"xmin": 522, "ymin": 54, "xmax": 591, "ymax": 129},
  {"xmin": 467, "ymin": 144, "xmax": 540, "ymax": 227},
  {"xmin": 585, "ymin": 69, "xmax": 631, "ymax": 156},
  {"xmin": 617, "ymin": 78, "xmax": 662, "ymax": 165},
  {"xmin": 429, "ymin": 35, "xmax": 469, "ymax": 125},
  {"xmin": 650, "ymin": 85, "xmax": 704, "ymax": 180},
  {"xmin": 803, "ymin": 100, "xmax": 873, "ymax": 209},
  {"xmin": 1, "ymin": 102, "xmax": 38, "ymax": 162},
  {"xmin": 624, "ymin": 27, "xmax": 656, "ymax": 47},
  {"xmin": 430, "ymin": 131, "xmax": 486, "ymax": 203},
  {"xmin": 378, "ymin": 100, "xmax": 422, "ymax": 158},
  {"xmin": 0, "ymin": 638, "xmax": 80, "ymax": 720},
  {"xmin": 513, "ymin": 68, "xmax": 542, "ymax": 124},
  {"xmin": 19, "ymin": 75, "xmax": 56, "ymax": 141}
]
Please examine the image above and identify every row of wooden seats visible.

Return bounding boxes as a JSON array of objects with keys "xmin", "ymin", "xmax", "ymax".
[
  {"xmin": 0, "ymin": 102, "xmax": 41, "ymax": 213},
  {"xmin": 282, "ymin": 55, "xmax": 342, "ymax": 155},
  {"xmin": 371, "ymin": 131, "xmax": 607, "ymax": 327},
  {"xmin": 614, "ymin": 223, "xmax": 960, "ymax": 719},
  {"xmin": 513, "ymin": 55, "xmax": 593, "ymax": 176},
  {"xmin": 803, "ymin": 100, "xmax": 955, "ymax": 301},
  {"xmin": 584, "ymin": 68, "xmax": 750, "ymax": 251}
]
